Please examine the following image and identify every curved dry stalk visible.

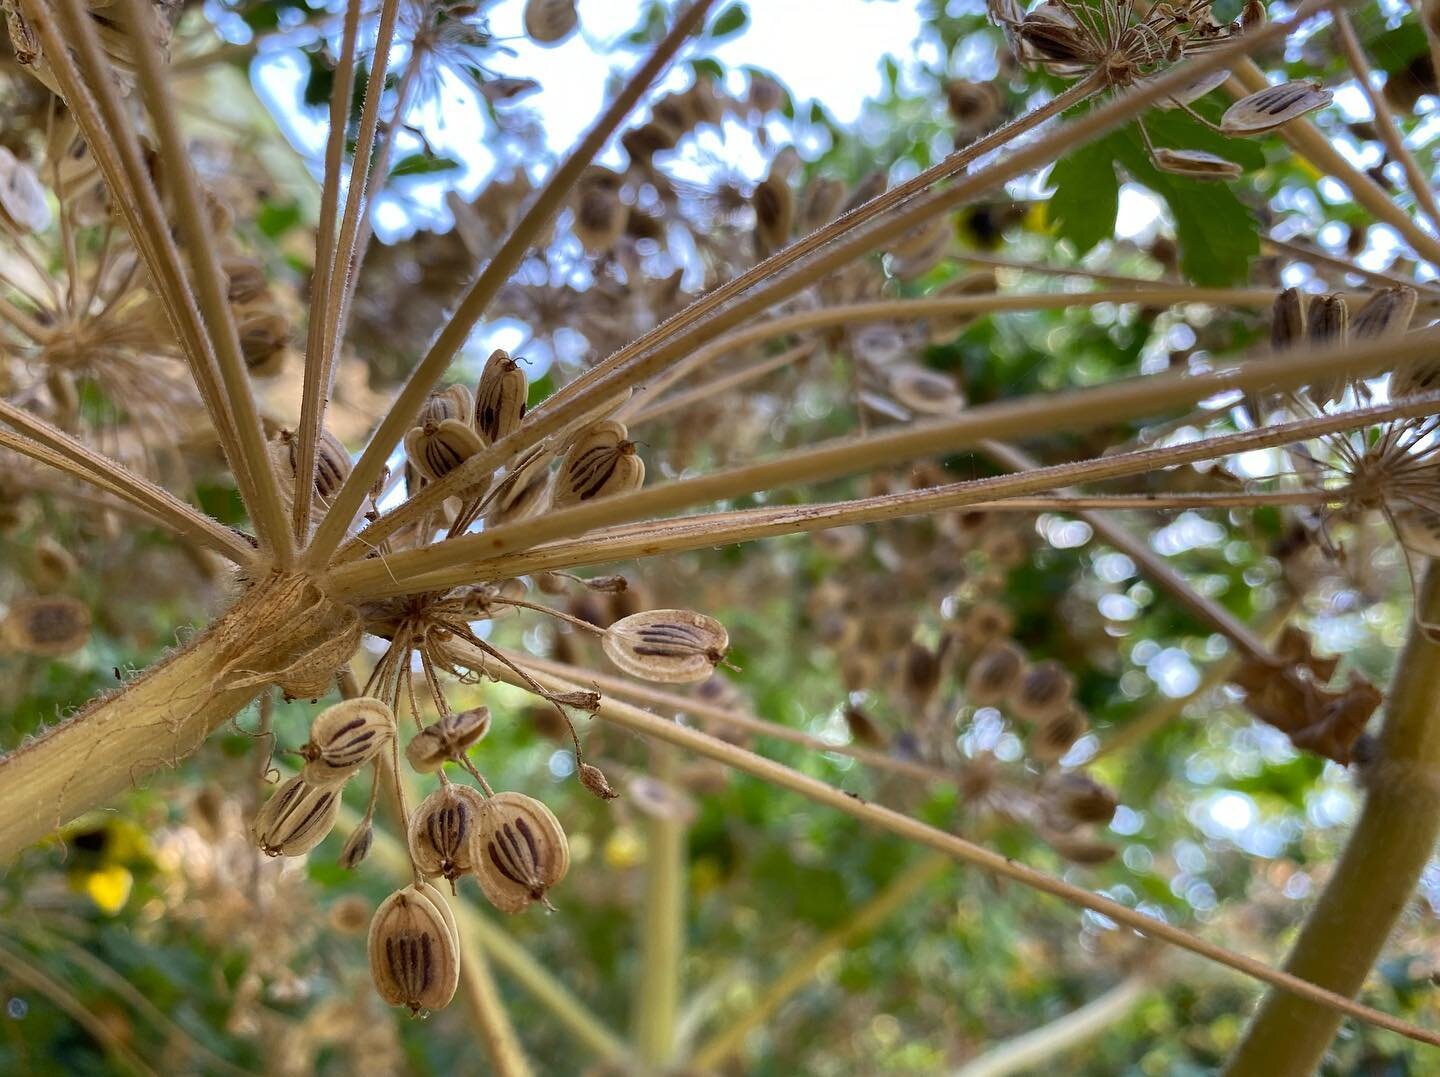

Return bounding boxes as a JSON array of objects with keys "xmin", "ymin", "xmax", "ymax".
[
  {"xmin": 0, "ymin": 402, "xmax": 253, "ymax": 563},
  {"xmin": 689, "ymin": 853, "xmax": 950, "ymax": 1071},
  {"xmin": 294, "ymin": 0, "xmax": 364, "ymax": 542},
  {"xmin": 330, "ymin": 1, "xmax": 1335, "ymax": 561},
  {"xmin": 305, "ymin": 0, "xmax": 718, "ymax": 566},
  {"xmin": 114, "ymin": 0, "xmax": 295, "ymax": 565},
  {"xmin": 952, "ymin": 967, "xmax": 1162, "ymax": 1077},
  {"xmin": 1225, "ymin": 568, "xmax": 1440, "ymax": 1074},
  {"xmin": 326, "ymin": 379, "xmax": 1438, "ymax": 602},
  {"xmin": 1332, "ymin": 9, "xmax": 1440, "ymax": 231},
  {"xmin": 472, "ymin": 651, "xmax": 1440, "ymax": 1050},
  {"xmin": 0, "ymin": 939, "xmax": 158, "ymax": 1077}
]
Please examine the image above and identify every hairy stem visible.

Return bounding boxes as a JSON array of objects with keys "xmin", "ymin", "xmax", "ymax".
[{"xmin": 1224, "ymin": 567, "xmax": 1440, "ymax": 1074}]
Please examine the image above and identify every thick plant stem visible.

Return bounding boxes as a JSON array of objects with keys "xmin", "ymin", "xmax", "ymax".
[
  {"xmin": 1224, "ymin": 567, "xmax": 1440, "ymax": 1075},
  {"xmin": 690, "ymin": 853, "xmax": 949, "ymax": 1071},
  {"xmin": 0, "ymin": 575, "xmax": 346, "ymax": 862},
  {"xmin": 457, "ymin": 923, "xmax": 534, "ymax": 1077},
  {"xmin": 634, "ymin": 744, "xmax": 686, "ymax": 1068}
]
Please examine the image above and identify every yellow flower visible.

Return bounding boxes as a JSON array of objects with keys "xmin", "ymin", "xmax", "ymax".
[{"xmin": 83, "ymin": 864, "xmax": 133, "ymax": 915}]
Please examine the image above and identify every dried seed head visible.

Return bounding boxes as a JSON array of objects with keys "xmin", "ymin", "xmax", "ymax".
[
  {"xmin": 419, "ymin": 384, "xmax": 475, "ymax": 428},
  {"xmin": 3, "ymin": 595, "xmax": 91, "ymax": 657},
  {"xmin": 1011, "ymin": 660, "xmax": 1075, "ymax": 722},
  {"xmin": 752, "ymin": 170, "xmax": 794, "ymax": 257},
  {"xmin": 1031, "ymin": 707, "xmax": 1089, "ymax": 764},
  {"xmin": 405, "ymin": 707, "xmax": 493, "ymax": 773},
  {"xmin": 338, "ymin": 820, "xmax": 374, "ymax": 870},
  {"xmin": 552, "ymin": 420, "xmax": 645, "ymax": 506},
  {"xmin": 578, "ymin": 762, "xmax": 619, "ymax": 800},
  {"xmin": 408, "ymin": 784, "xmax": 487, "ymax": 881},
  {"xmin": 32, "ymin": 537, "xmax": 77, "ymax": 592},
  {"xmin": 522, "ymin": 0, "xmax": 577, "ymax": 45},
  {"xmin": 1350, "ymin": 285, "xmax": 1416, "ymax": 340},
  {"xmin": 799, "ymin": 175, "xmax": 848, "ymax": 235},
  {"xmin": 469, "ymin": 791, "xmax": 570, "ymax": 914},
  {"xmin": 329, "ymin": 895, "xmax": 371, "ymax": 935},
  {"xmin": 1270, "ymin": 287, "xmax": 1307, "ymax": 352},
  {"xmin": 889, "ymin": 365, "xmax": 965, "ymax": 415},
  {"xmin": 956, "ymin": 601, "xmax": 1014, "ymax": 650},
  {"xmin": 367, "ymin": 885, "xmax": 461, "ymax": 1012},
  {"xmin": 946, "ymin": 79, "xmax": 1002, "ymax": 129},
  {"xmin": 222, "ymin": 256, "xmax": 268, "ymax": 304},
  {"xmin": 1306, "ymin": 294, "xmax": 1350, "ymax": 403},
  {"xmin": 1221, "ymin": 80, "xmax": 1332, "ymax": 136},
  {"xmin": 1044, "ymin": 771, "xmax": 1118, "ymax": 824},
  {"xmin": 404, "ymin": 417, "xmax": 485, "ymax": 483},
  {"xmin": 844, "ymin": 705, "xmax": 886, "ymax": 748},
  {"xmin": 473, "ymin": 348, "xmax": 528, "ymax": 445},
  {"xmin": 302, "ymin": 697, "xmax": 395, "ymax": 785},
  {"xmin": 965, "ymin": 639, "xmax": 1025, "ymax": 706},
  {"xmin": 1150, "ymin": 148, "xmax": 1243, "ymax": 180},
  {"xmin": 236, "ymin": 308, "xmax": 289, "ymax": 375},
  {"xmin": 903, "ymin": 642, "xmax": 942, "ymax": 705},
  {"xmin": 250, "ymin": 776, "xmax": 342, "ymax": 857},
  {"xmin": 280, "ymin": 428, "xmax": 352, "ymax": 504},
  {"xmin": 602, "ymin": 608, "xmax": 730, "ymax": 683}
]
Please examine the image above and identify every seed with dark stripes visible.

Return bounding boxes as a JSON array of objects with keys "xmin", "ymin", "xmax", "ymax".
[
  {"xmin": 469, "ymin": 792, "xmax": 570, "ymax": 914},
  {"xmin": 249, "ymin": 776, "xmax": 341, "ymax": 857},
  {"xmin": 367, "ymin": 885, "xmax": 459, "ymax": 1012},
  {"xmin": 473, "ymin": 348, "xmax": 528, "ymax": 445},
  {"xmin": 301, "ymin": 697, "xmax": 395, "ymax": 785},
  {"xmin": 602, "ymin": 609, "xmax": 730, "ymax": 683},
  {"xmin": 1221, "ymin": 80, "xmax": 1332, "ymax": 136},
  {"xmin": 552, "ymin": 419, "xmax": 645, "ymax": 506},
  {"xmin": 408, "ymin": 784, "xmax": 486, "ymax": 882}
]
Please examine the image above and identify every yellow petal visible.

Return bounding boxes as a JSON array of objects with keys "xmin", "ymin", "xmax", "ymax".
[{"xmin": 85, "ymin": 865, "xmax": 133, "ymax": 914}]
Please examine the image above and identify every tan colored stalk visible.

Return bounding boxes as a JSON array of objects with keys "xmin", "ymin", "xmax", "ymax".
[
  {"xmin": 952, "ymin": 968, "xmax": 1162, "ymax": 1077},
  {"xmin": 469, "ymin": 650, "xmax": 1440, "ymax": 1048},
  {"xmin": 0, "ymin": 425, "xmax": 251, "ymax": 563},
  {"xmin": 1225, "ymin": 568, "xmax": 1440, "ymax": 1074},
  {"xmin": 626, "ymin": 340, "xmax": 817, "ymax": 424},
  {"xmin": 0, "ymin": 574, "xmax": 341, "ymax": 862},
  {"xmin": 689, "ymin": 853, "xmax": 949, "ymax": 1071},
  {"xmin": 115, "ymin": 0, "xmax": 296, "ymax": 564},
  {"xmin": 327, "ymin": 389, "xmax": 1436, "ymax": 600},
  {"xmin": 369, "ymin": 3, "xmax": 1323, "ymax": 550},
  {"xmin": 0, "ymin": 293, "xmax": 52, "ymax": 342},
  {"xmin": 1332, "ymin": 9, "xmax": 1440, "ymax": 231},
  {"xmin": 19, "ymin": 0, "xmax": 252, "ymax": 498},
  {"xmin": 1223, "ymin": 56, "xmax": 1440, "ymax": 268},
  {"xmin": 1263, "ymin": 236, "xmax": 1440, "ymax": 295},
  {"xmin": 634, "ymin": 744, "xmax": 686, "ymax": 1068},
  {"xmin": 457, "ymin": 924, "xmax": 534, "ymax": 1077},
  {"xmin": 979, "ymin": 440, "xmax": 1270, "ymax": 661},
  {"xmin": 294, "ymin": 0, "xmax": 364, "ymax": 542},
  {"xmin": 305, "ymin": 0, "xmax": 717, "ymax": 565}
]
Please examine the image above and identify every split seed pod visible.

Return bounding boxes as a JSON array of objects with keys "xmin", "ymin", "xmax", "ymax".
[
  {"xmin": 1220, "ymin": 80, "xmax": 1332, "ymax": 136},
  {"xmin": 523, "ymin": 0, "xmax": 578, "ymax": 45},
  {"xmin": 301, "ymin": 697, "xmax": 395, "ymax": 785},
  {"xmin": 367, "ymin": 885, "xmax": 461, "ymax": 1012},
  {"xmin": 552, "ymin": 420, "xmax": 645, "ymax": 506},
  {"xmin": 250, "ymin": 776, "xmax": 342, "ymax": 857},
  {"xmin": 408, "ymin": 784, "xmax": 487, "ymax": 882},
  {"xmin": 1150, "ymin": 148, "xmax": 1242, "ymax": 180},
  {"xmin": 404, "ymin": 418, "xmax": 485, "ymax": 483},
  {"xmin": 473, "ymin": 348, "xmax": 528, "ymax": 444},
  {"xmin": 469, "ymin": 791, "xmax": 570, "ymax": 914},
  {"xmin": 3, "ymin": 595, "xmax": 91, "ymax": 657},
  {"xmin": 405, "ymin": 707, "xmax": 492, "ymax": 773},
  {"xmin": 602, "ymin": 609, "xmax": 730, "ymax": 683},
  {"xmin": 965, "ymin": 639, "xmax": 1025, "ymax": 706},
  {"xmin": 1010, "ymin": 660, "xmax": 1075, "ymax": 722}
]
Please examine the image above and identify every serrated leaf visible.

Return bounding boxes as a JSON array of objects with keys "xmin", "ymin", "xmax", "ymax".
[{"xmin": 1048, "ymin": 141, "xmax": 1118, "ymax": 255}]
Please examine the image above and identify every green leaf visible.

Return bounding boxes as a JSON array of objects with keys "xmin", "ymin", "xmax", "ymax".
[
  {"xmin": 390, "ymin": 153, "xmax": 461, "ymax": 178},
  {"xmin": 1108, "ymin": 124, "xmax": 1259, "ymax": 285},
  {"xmin": 709, "ymin": 3, "xmax": 749, "ymax": 40},
  {"xmin": 256, "ymin": 198, "xmax": 302, "ymax": 239},
  {"xmin": 1048, "ymin": 141, "xmax": 1118, "ymax": 255}
]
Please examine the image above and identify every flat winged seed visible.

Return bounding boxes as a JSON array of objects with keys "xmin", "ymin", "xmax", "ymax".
[
  {"xmin": 552, "ymin": 420, "xmax": 645, "ymax": 507},
  {"xmin": 2, "ymin": 595, "xmax": 91, "ymax": 657},
  {"xmin": 302, "ymin": 697, "xmax": 395, "ymax": 785},
  {"xmin": 408, "ymin": 784, "xmax": 486, "ymax": 881},
  {"xmin": 403, "ymin": 418, "xmax": 485, "ymax": 483},
  {"xmin": 1152, "ymin": 68, "xmax": 1230, "ymax": 110},
  {"xmin": 473, "ymin": 348, "xmax": 528, "ymax": 444},
  {"xmin": 367, "ymin": 885, "xmax": 460, "ymax": 1013},
  {"xmin": 405, "ymin": 708, "xmax": 492, "ymax": 772},
  {"xmin": 889, "ymin": 365, "xmax": 965, "ymax": 415},
  {"xmin": 419, "ymin": 384, "xmax": 474, "ymax": 428},
  {"xmin": 250, "ymin": 776, "xmax": 341, "ymax": 857},
  {"xmin": 1150, "ymin": 148, "xmax": 1243, "ymax": 180},
  {"xmin": 1220, "ymin": 80, "xmax": 1332, "ymax": 136},
  {"xmin": 1271, "ymin": 287, "xmax": 1306, "ymax": 351},
  {"xmin": 1350, "ymin": 286, "xmax": 1417, "ymax": 340},
  {"xmin": 469, "ymin": 792, "xmax": 570, "ymax": 914},
  {"xmin": 523, "ymin": 0, "xmax": 577, "ymax": 45},
  {"xmin": 602, "ymin": 609, "xmax": 730, "ymax": 684},
  {"xmin": 0, "ymin": 147, "xmax": 51, "ymax": 233}
]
